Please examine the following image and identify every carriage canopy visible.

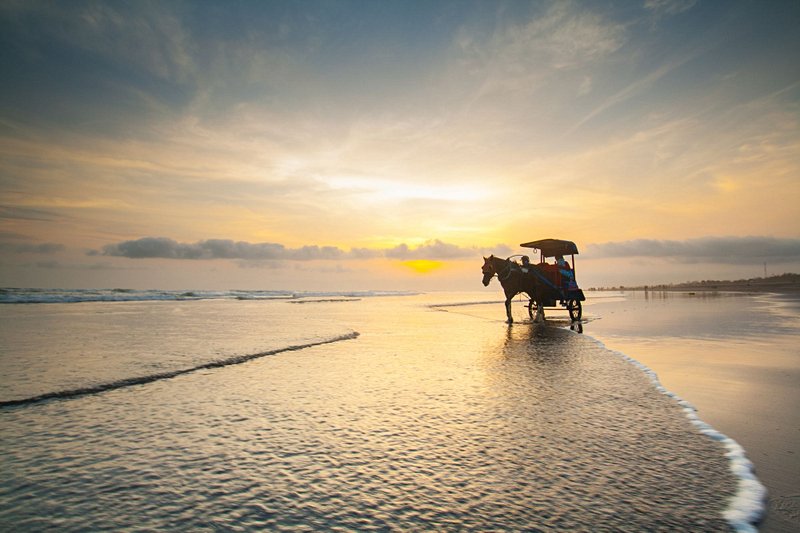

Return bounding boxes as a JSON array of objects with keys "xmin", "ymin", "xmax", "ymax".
[{"xmin": 519, "ymin": 239, "xmax": 579, "ymax": 257}]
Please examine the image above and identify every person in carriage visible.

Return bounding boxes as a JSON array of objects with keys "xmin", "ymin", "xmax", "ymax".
[
  {"xmin": 481, "ymin": 238, "xmax": 585, "ymax": 323},
  {"xmin": 556, "ymin": 255, "xmax": 577, "ymax": 290}
]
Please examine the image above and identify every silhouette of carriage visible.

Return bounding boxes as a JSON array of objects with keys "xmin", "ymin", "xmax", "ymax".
[{"xmin": 482, "ymin": 238, "xmax": 586, "ymax": 323}]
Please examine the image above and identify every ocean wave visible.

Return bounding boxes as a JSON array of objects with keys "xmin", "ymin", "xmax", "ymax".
[
  {"xmin": 585, "ymin": 336, "xmax": 767, "ymax": 533},
  {"xmin": 0, "ymin": 288, "xmax": 416, "ymax": 304},
  {"xmin": 428, "ymin": 299, "xmax": 503, "ymax": 308},
  {"xmin": 0, "ymin": 331, "xmax": 360, "ymax": 408},
  {"xmin": 287, "ymin": 298, "xmax": 362, "ymax": 304}
]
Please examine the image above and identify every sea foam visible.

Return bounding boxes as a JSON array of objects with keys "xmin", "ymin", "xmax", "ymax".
[
  {"xmin": 0, "ymin": 288, "xmax": 416, "ymax": 304},
  {"xmin": 585, "ymin": 335, "xmax": 767, "ymax": 533},
  {"xmin": 0, "ymin": 331, "xmax": 360, "ymax": 408}
]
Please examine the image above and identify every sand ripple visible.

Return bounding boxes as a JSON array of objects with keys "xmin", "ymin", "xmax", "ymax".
[{"xmin": 0, "ymin": 298, "xmax": 737, "ymax": 530}]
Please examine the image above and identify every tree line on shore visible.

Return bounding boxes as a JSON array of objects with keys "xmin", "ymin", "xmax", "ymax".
[{"xmin": 589, "ymin": 273, "xmax": 800, "ymax": 292}]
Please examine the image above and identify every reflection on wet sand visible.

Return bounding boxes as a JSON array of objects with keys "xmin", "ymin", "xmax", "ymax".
[
  {"xmin": 468, "ymin": 319, "xmax": 737, "ymax": 530},
  {"xmin": 587, "ymin": 291, "xmax": 799, "ymax": 532},
  {"xmin": 0, "ymin": 294, "xmax": 751, "ymax": 531}
]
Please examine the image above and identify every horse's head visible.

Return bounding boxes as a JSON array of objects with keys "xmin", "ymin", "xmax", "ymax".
[{"xmin": 481, "ymin": 255, "xmax": 495, "ymax": 286}]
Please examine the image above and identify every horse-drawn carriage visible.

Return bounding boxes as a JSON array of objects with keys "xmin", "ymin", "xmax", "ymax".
[{"xmin": 482, "ymin": 238, "xmax": 586, "ymax": 324}]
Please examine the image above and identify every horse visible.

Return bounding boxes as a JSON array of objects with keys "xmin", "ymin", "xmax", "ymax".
[{"xmin": 482, "ymin": 255, "xmax": 546, "ymax": 324}]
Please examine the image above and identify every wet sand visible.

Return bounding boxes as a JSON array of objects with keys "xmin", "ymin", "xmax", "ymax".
[
  {"xmin": 1, "ymin": 294, "xmax": 743, "ymax": 530},
  {"xmin": 585, "ymin": 291, "xmax": 800, "ymax": 532}
]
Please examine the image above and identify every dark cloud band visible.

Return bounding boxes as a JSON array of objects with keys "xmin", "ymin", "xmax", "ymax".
[
  {"xmin": 586, "ymin": 237, "xmax": 800, "ymax": 264},
  {"xmin": 98, "ymin": 237, "xmax": 506, "ymax": 261},
  {"xmin": 0, "ymin": 242, "xmax": 65, "ymax": 254}
]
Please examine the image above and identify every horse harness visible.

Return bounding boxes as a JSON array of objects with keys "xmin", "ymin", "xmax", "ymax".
[{"xmin": 495, "ymin": 260, "xmax": 520, "ymax": 282}]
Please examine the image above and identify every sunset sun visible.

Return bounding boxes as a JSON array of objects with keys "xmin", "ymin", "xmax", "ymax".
[{"xmin": 401, "ymin": 260, "xmax": 444, "ymax": 274}]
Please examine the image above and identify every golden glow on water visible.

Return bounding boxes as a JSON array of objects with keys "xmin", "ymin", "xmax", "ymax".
[{"xmin": 0, "ymin": 294, "xmax": 744, "ymax": 530}]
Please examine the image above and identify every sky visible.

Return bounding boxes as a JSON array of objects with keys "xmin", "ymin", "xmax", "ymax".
[{"xmin": 1, "ymin": 0, "xmax": 799, "ymax": 290}]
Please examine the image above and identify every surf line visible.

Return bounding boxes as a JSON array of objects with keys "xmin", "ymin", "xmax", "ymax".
[
  {"xmin": 0, "ymin": 331, "xmax": 360, "ymax": 409},
  {"xmin": 584, "ymin": 335, "xmax": 767, "ymax": 533}
]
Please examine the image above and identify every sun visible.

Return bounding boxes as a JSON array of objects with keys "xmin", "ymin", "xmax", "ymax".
[{"xmin": 401, "ymin": 260, "xmax": 444, "ymax": 274}]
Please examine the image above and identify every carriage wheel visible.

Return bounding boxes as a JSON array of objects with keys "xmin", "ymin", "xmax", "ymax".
[
  {"xmin": 529, "ymin": 300, "xmax": 545, "ymax": 322},
  {"xmin": 567, "ymin": 300, "xmax": 582, "ymax": 321}
]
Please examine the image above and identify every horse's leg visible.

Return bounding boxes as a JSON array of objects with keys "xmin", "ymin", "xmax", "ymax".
[
  {"xmin": 504, "ymin": 294, "xmax": 514, "ymax": 324},
  {"xmin": 527, "ymin": 292, "xmax": 544, "ymax": 323},
  {"xmin": 525, "ymin": 290, "xmax": 542, "ymax": 323}
]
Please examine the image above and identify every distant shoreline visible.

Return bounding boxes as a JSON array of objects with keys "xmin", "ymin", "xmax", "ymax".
[{"xmin": 589, "ymin": 273, "xmax": 800, "ymax": 294}]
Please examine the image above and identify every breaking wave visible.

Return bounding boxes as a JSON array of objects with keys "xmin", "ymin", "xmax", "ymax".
[
  {"xmin": 0, "ymin": 332, "xmax": 360, "ymax": 408},
  {"xmin": 0, "ymin": 288, "xmax": 416, "ymax": 304},
  {"xmin": 586, "ymin": 337, "xmax": 767, "ymax": 533}
]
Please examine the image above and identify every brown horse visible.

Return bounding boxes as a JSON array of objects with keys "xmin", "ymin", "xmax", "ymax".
[{"xmin": 482, "ymin": 255, "xmax": 545, "ymax": 324}]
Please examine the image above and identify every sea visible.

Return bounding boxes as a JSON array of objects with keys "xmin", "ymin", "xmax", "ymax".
[{"xmin": 1, "ymin": 287, "xmax": 795, "ymax": 531}]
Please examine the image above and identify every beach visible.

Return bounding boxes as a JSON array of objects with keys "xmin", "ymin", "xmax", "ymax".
[
  {"xmin": 0, "ymin": 290, "xmax": 790, "ymax": 530},
  {"xmin": 585, "ymin": 291, "xmax": 800, "ymax": 532}
]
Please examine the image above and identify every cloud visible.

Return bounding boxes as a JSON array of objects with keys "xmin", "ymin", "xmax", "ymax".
[
  {"xmin": 385, "ymin": 239, "xmax": 512, "ymax": 260},
  {"xmin": 0, "ymin": 205, "xmax": 64, "ymax": 222},
  {"xmin": 98, "ymin": 237, "xmax": 506, "ymax": 262},
  {"xmin": 0, "ymin": 1, "xmax": 194, "ymax": 83},
  {"xmin": 0, "ymin": 240, "xmax": 65, "ymax": 254},
  {"xmin": 489, "ymin": 2, "xmax": 627, "ymax": 74},
  {"xmin": 34, "ymin": 260, "xmax": 61, "ymax": 269},
  {"xmin": 101, "ymin": 237, "xmax": 290, "ymax": 260},
  {"xmin": 565, "ymin": 51, "xmax": 700, "ymax": 136},
  {"xmin": 32, "ymin": 260, "xmax": 133, "ymax": 270},
  {"xmin": 586, "ymin": 236, "xmax": 800, "ymax": 264},
  {"xmin": 0, "ymin": 1, "xmax": 198, "ymax": 138},
  {"xmin": 644, "ymin": 0, "xmax": 697, "ymax": 17},
  {"xmin": 385, "ymin": 240, "xmax": 474, "ymax": 260}
]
